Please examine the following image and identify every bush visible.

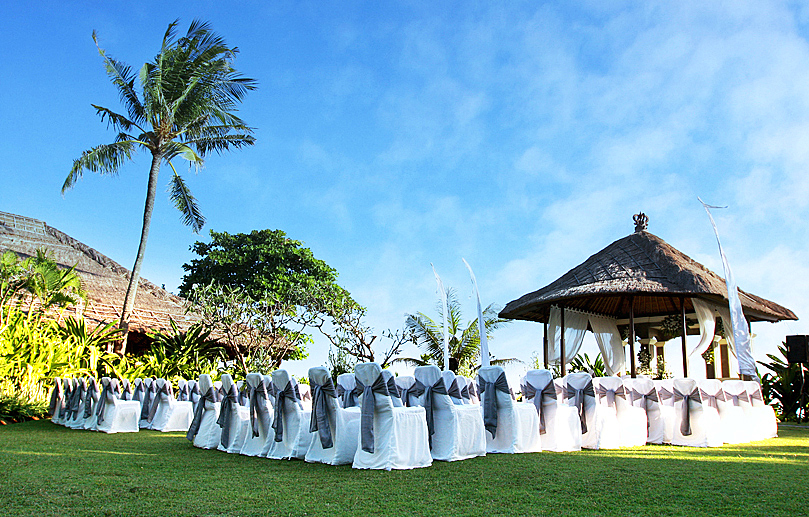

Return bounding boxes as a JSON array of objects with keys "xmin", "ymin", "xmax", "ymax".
[{"xmin": 0, "ymin": 392, "xmax": 48, "ymax": 424}]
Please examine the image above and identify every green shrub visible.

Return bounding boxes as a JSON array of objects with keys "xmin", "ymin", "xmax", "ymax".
[{"xmin": 0, "ymin": 391, "xmax": 48, "ymax": 424}]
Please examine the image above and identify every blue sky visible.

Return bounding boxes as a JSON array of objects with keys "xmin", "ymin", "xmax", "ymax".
[{"xmin": 3, "ymin": 1, "xmax": 809, "ymax": 380}]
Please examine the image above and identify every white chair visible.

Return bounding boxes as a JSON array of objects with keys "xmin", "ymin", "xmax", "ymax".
[
  {"xmin": 148, "ymin": 378, "xmax": 194, "ymax": 432},
  {"xmin": 48, "ymin": 377, "xmax": 65, "ymax": 424},
  {"xmin": 237, "ymin": 380, "xmax": 250, "ymax": 407},
  {"xmin": 139, "ymin": 378, "xmax": 156, "ymax": 429},
  {"xmin": 305, "ymin": 366, "xmax": 362, "ymax": 465},
  {"xmin": 563, "ymin": 372, "xmax": 602, "ymax": 449},
  {"xmin": 523, "ymin": 370, "xmax": 581, "ymax": 452},
  {"xmin": 743, "ymin": 380, "xmax": 778, "ymax": 440},
  {"xmin": 627, "ymin": 377, "xmax": 671, "ymax": 444},
  {"xmin": 382, "ymin": 370, "xmax": 404, "ymax": 408},
  {"xmin": 395, "ymin": 376, "xmax": 417, "ymax": 406},
  {"xmin": 443, "ymin": 371, "xmax": 465, "ymax": 405},
  {"xmin": 352, "ymin": 363, "xmax": 432, "ymax": 470},
  {"xmin": 655, "ymin": 379, "xmax": 675, "ymax": 407},
  {"xmin": 187, "ymin": 379, "xmax": 201, "ymax": 410},
  {"xmin": 699, "ymin": 379, "xmax": 748, "ymax": 444},
  {"xmin": 297, "ymin": 382, "xmax": 313, "ymax": 411},
  {"xmin": 58, "ymin": 378, "xmax": 75, "ymax": 425},
  {"xmin": 267, "ymin": 369, "xmax": 312, "ymax": 460},
  {"xmin": 477, "ymin": 366, "xmax": 541, "ymax": 454},
  {"xmin": 337, "ymin": 373, "xmax": 359, "ymax": 408},
  {"xmin": 83, "ymin": 378, "xmax": 101, "ymax": 430},
  {"xmin": 131, "ymin": 378, "xmax": 144, "ymax": 405},
  {"xmin": 595, "ymin": 376, "xmax": 647, "ymax": 448},
  {"xmin": 239, "ymin": 373, "xmax": 274, "ymax": 457},
  {"xmin": 119, "ymin": 379, "xmax": 134, "ymax": 401},
  {"xmin": 65, "ymin": 378, "xmax": 87, "ymax": 429},
  {"xmin": 455, "ymin": 374, "xmax": 472, "ymax": 404},
  {"xmin": 95, "ymin": 378, "xmax": 140, "ymax": 433},
  {"xmin": 671, "ymin": 378, "xmax": 723, "ymax": 447},
  {"xmin": 411, "ymin": 366, "xmax": 486, "ymax": 461},
  {"xmin": 176, "ymin": 379, "xmax": 191, "ymax": 402},
  {"xmin": 217, "ymin": 374, "xmax": 251, "ymax": 453},
  {"xmin": 186, "ymin": 374, "xmax": 222, "ymax": 449}
]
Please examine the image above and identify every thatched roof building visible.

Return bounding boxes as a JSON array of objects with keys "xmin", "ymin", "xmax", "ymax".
[
  {"xmin": 500, "ymin": 217, "xmax": 797, "ymax": 324},
  {"xmin": 0, "ymin": 211, "xmax": 197, "ymax": 352}
]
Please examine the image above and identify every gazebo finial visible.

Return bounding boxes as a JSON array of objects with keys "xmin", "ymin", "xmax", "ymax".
[{"xmin": 633, "ymin": 212, "xmax": 648, "ymax": 233}]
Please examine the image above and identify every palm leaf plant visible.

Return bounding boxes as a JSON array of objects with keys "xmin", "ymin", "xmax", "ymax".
[
  {"xmin": 62, "ymin": 19, "xmax": 257, "ymax": 354},
  {"xmin": 394, "ymin": 288, "xmax": 513, "ymax": 376}
]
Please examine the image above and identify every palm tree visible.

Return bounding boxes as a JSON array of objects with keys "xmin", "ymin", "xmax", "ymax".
[
  {"xmin": 394, "ymin": 288, "xmax": 514, "ymax": 375},
  {"xmin": 62, "ymin": 20, "xmax": 256, "ymax": 355}
]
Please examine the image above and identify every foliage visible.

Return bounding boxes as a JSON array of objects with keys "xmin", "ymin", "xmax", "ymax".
[
  {"xmin": 63, "ymin": 19, "xmax": 257, "ymax": 353},
  {"xmin": 758, "ymin": 342, "xmax": 809, "ymax": 422},
  {"xmin": 185, "ymin": 282, "xmax": 308, "ymax": 376},
  {"xmin": 0, "ymin": 249, "xmax": 85, "ymax": 315},
  {"xmin": 659, "ymin": 315, "xmax": 697, "ymax": 341},
  {"xmin": 327, "ymin": 346, "xmax": 355, "ymax": 383},
  {"xmin": 701, "ymin": 343, "xmax": 715, "ymax": 365},
  {"xmin": 568, "ymin": 352, "xmax": 606, "ymax": 378},
  {"xmin": 655, "ymin": 355, "xmax": 672, "ymax": 380},
  {"xmin": 638, "ymin": 344, "xmax": 654, "ymax": 375},
  {"xmin": 142, "ymin": 319, "xmax": 225, "ymax": 382},
  {"xmin": 57, "ymin": 317, "xmax": 122, "ymax": 353},
  {"xmin": 0, "ymin": 392, "xmax": 47, "ymax": 424},
  {"xmin": 394, "ymin": 288, "xmax": 512, "ymax": 376}
]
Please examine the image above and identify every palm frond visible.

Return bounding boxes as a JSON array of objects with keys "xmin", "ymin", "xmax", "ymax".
[
  {"xmin": 92, "ymin": 31, "xmax": 146, "ymax": 126},
  {"xmin": 167, "ymin": 165, "xmax": 205, "ymax": 233},
  {"xmin": 63, "ymin": 141, "xmax": 137, "ymax": 192},
  {"xmin": 91, "ymin": 105, "xmax": 140, "ymax": 133}
]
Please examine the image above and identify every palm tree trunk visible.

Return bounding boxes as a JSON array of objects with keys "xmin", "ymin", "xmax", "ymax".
[{"xmin": 115, "ymin": 152, "xmax": 162, "ymax": 355}]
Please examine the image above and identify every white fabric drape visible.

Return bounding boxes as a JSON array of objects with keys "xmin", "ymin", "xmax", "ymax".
[
  {"xmin": 547, "ymin": 306, "xmax": 589, "ymax": 365},
  {"xmin": 588, "ymin": 314, "xmax": 625, "ymax": 376},
  {"xmin": 689, "ymin": 298, "xmax": 716, "ymax": 357}
]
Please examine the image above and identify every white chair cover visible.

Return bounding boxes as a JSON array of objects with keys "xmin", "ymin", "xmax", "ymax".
[
  {"xmin": 57, "ymin": 378, "xmax": 75, "ymax": 425},
  {"xmin": 466, "ymin": 377, "xmax": 480, "ymax": 404},
  {"xmin": 743, "ymin": 380, "xmax": 778, "ymax": 440},
  {"xmin": 595, "ymin": 376, "xmax": 647, "ymax": 448},
  {"xmin": 237, "ymin": 380, "xmax": 250, "ymax": 407},
  {"xmin": 699, "ymin": 379, "xmax": 748, "ymax": 444},
  {"xmin": 120, "ymin": 379, "xmax": 133, "ymax": 401},
  {"xmin": 217, "ymin": 374, "xmax": 251, "ymax": 453},
  {"xmin": 187, "ymin": 374, "xmax": 221, "ymax": 449},
  {"xmin": 411, "ymin": 366, "xmax": 486, "ymax": 462},
  {"xmin": 337, "ymin": 373, "xmax": 359, "ymax": 408},
  {"xmin": 131, "ymin": 378, "xmax": 145, "ymax": 406},
  {"xmin": 442, "ymin": 371, "xmax": 465, "ymax": 406},
  {"xmin": 48, "ymin": 377, "xmax": 65, "ymax": 424},
  {"xmin": 66, "ymin": 378, "xmax": 88, "ymax": 429},
  {"xmin": 267, "ymin": 369, "xmax": 312, "ymax": 460},
  {"xmin": 176, "ymin": 379, "xmax": 190, "ymax": 402},
  {"xmin": 626, "ymin": 377, "xmax": 670, "ymax": 444},
  {"xmin": 523, "ymin": 370, "xmax": 581, "ymax": 452},
  {"xmin": 239, "ymin": 373, "xmax": 274, "ymax": 457},
  {"xmin": 304, "ymin": 366, "xmax": 362, "ymax": 465},
  {"xmin": 395, "ymin": 376, "xmax": 417, "ymax": 406},
  {"xmin": 352, "ymin": 363, "xmax": 432, "ymax": 470},
  {"xmin": 563, "ymin": 372, "xmax": 601, "ymax": 449},
  {"xmin": 382, "ymin": 370, "xmax": 403, "ymax": 408},
  {"xmin": 148, "ymin": 378, "xmax": 194, "ymax": 432},
  {"xmin": 95, "ymin": 378, "xmax": 140, "ymax": 433},
  {"xmin": 82, "ymin": 377, "xmax": 101, "ymax": 430},
  {"xmin": 139, "ymin": 378, "xmax": 156, "ymax": 429},
  {"xmin": 297, "ymin": 383, "xmax": 313, "ymax": 411},
  {"xmin": 671, "ymin": 378, "xmax": 723, "ymax": 447},
  {"xmin": 455, "ymin": 375, "xmax": 472, "ymax": 404},
  {"xmin": 477, "ymin": 366, "xmax": 541, "ymax": 454}
]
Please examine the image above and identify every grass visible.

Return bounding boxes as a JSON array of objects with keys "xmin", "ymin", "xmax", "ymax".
[{"xmin": 1, "ymin": 421, "xmax": 808, "ymax": 517}]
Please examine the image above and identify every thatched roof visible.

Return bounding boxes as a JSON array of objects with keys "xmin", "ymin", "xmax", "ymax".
[
  {"xmin": 500, "ymin": 226, "xmax": 797, "ymax": 324},
  {"xmin": 0, "ymin": 211, "xmax": 198, "ymax": 335}
]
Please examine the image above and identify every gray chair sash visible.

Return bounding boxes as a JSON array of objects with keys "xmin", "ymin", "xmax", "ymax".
[
  {"xmin": 446, "ymin": 378, "xmax": 463, "ymax": 401},
  {"xmin": 271, "ymin": 381, "xmax": 298, "ymax": 443},
  {"xmin": 216, "ymin": 384, "xmax": 240, "ymax": 448},
  {"xmin": 596, "ymin": 384, "xmax": 626, "ymax": 408},
  {"xmin": 84, "ymin": 379, "xmax": 100, "ymax": 419},
  {"xmin": 468, "ymin": 380, "xmax": 478, "ymax": 399},
  {"xmin": 140, "ymin": 382, "xmax": 156, "ymax": 421},
  {"xmin": 189, "ymin": 382, "xmax": 202, "ymax": 403},
  {"xmin": 293, "ymin": 383, "xmax": 303, "ymax": 402},
  {"xmin": 658, "ymin": 387, "xmax": 673, "ymax": 403},
  {"xmin": 725, "ymin": 391, "xmax": 749, "ymax": 406},
  {"xmin": 523, "ymin": 381, "xmax": 557, "ymax": 434},
  {"xmin": 147, "ymin": 383, "xmax": 171, "ymax": 423},
  {"xmin": 673, "ymin": 386, "xmax": 701, "ymax": 436},
  {"xmin": 95, "ymin": 383, "xmax": 118, "ymax": 424},
  {"xmin": 48, "ymin": 380, "xmax": 64, "ymax": 416},
  {"xmin": 460, "ymin": 383, "xmax": 470, "ymax": 401},
  {"xmin": 566, "ymin": 381, "xmax": 595, "ymax": 435},
  {"xmin": 68, "ymin": 381, "xmax": 87, "ymax": 421},
  {"xmin": 355, "ymin": 374, "xmax": 391, "ymax": 453},
  {"xmin": 186, "ymin": 386, "xmax": 217, "ymax": 442},
  {"xmin": 248, "ymin": 380, "xmax": 271, "ymax": 438},
  {"xmin": 132, "ymin": 382, "xmax": 145, "ymax": 403},
  {"xmin": 698, "ymin": 388, "xmax": 723, "ymax": 412},
  {"xmin": 630, "ymin": 388, "xmax": 659, "ymax": 430},
  {"xmin": 479, "ymin": 371, "xmax": 511, "ymax": 439},
  {"xmin": 386, "ymin": 377, "xmax": 402, "ymax": 400},
  {"xmin": 177, "ymin": 383, "xmax": 191, "ymax": 402},
  {"xmin": 408, "ymin": 378, "xmax": 448, "ymax": 448},
  {"xmin": 309, "ymin": 378, "xmax": 338, "ymax": 449},
  {"xmin": 238, "ymin": 384, "xmax": 250, "ymax": 406},
  {"xmin": 120, "ymin": 381, "xmax": 133, "ymax": 401},
  {"xmin": 749, "ymin": 388, "xmax": 764, "ymax": 404},
  {"xmin": 336, "ymin": 383, "xmax": 358, "ymax": 409}
]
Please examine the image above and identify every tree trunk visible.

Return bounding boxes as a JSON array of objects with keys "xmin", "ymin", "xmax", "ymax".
[{"xmin": 116, "ymin": 152, "xmax": 162, "ymax": 356}]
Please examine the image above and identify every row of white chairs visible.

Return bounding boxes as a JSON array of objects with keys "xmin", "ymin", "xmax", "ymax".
[{"xmin": 49, "ymin": 377, "xmax": 141, "ymax": 433}]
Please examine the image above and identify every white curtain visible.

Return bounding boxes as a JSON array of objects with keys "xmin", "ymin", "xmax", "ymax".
[
  {"xmin": 588, "ymin": 314, "xmax": 626, "ymax": 376},
  {"xmin": 547, "ymin": 306, "xmax": 589, "ymax": 365},
  {"xmin": 689, "ymin": 298, "xmax": 716, "ymax": 357}
]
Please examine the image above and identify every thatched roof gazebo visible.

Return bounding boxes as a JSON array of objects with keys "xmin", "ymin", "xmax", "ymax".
[
  {"xmin": 0, "ymin": 211, "xmax": 198, "ymax": 353},
  {"xmin": 500, "ymin": 213, "xmax": 797, "ymax": 378}
]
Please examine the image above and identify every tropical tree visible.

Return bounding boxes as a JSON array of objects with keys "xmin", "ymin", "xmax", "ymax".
[
  {"xmin": 394, "ymin": 288, "xmax": 513, "ymax": 376},
  {"xmin": 62, "ymin": 20, "xmax": 257, "ymax": 355}
]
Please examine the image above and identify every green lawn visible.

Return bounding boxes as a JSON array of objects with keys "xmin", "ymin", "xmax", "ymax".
[{"xmin": 1, "ymin": 421, "xmax": 808, "ymax": 517}]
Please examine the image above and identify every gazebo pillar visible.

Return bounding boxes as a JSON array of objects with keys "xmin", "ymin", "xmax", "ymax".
[
  {"xmin": 680, "ymin": 296, "xmax": 689, "ymax": 378},
  {"xmin": 629, "ymin": 296, "xmax": 637, "ymax": 378},
  {"xmin": 560, "ymin": 307, "xmax": 566, "ymax": 376},
  {"xmin": 543, "ymin": 321, "xmax": 549, "ymax": 369}
]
